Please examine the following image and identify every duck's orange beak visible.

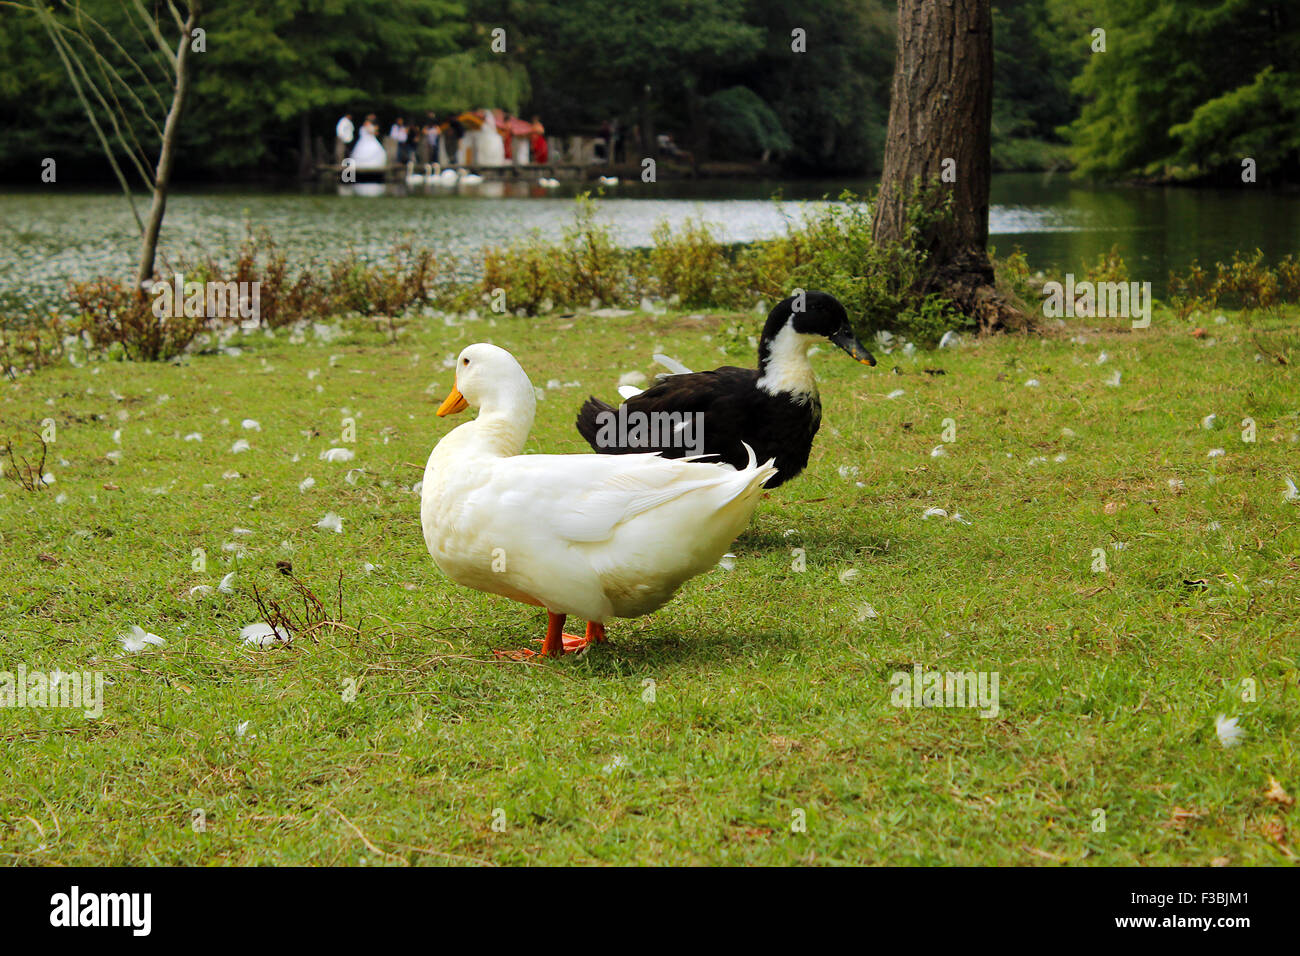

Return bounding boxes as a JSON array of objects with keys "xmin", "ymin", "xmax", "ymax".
[{"xmin": 437, "ymin": 385, "xmax": 469, "ymax": 417}]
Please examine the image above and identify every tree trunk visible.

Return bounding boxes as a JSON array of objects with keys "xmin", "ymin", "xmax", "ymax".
[
  {"xmin": 298, "ymin": 113, "xmax": 315, "ymax": 181},
  {"xmin": 135, "ymin": 5, "xmax": 199, "ymax": 295},
  {"xmin": 640, "ymin": 83, "xmax": 657, "ymax": 164},
  {"xmin": 873, "ymin": 0, "xmax": 1022, "ymax": 331}
]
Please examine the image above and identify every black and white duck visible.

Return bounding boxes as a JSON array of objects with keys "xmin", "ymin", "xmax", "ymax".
[{"xmin": 575, "ymin": 291, "xmax": 875, "ymax": 487}]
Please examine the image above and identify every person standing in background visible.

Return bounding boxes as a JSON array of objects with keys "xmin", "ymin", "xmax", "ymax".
[
  {"xmin": 530, "ymin": 116, "xmax": 548, "ymax": 165},
  {"xmin": 390, "ymin": 117, "xmax": 409, "ymax": 163},
  {"xmin": 334, "ymin": 112, "xmax": 354, "ymax": 163}
]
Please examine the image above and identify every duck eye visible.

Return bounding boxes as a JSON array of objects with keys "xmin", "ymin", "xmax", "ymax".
[{"xmin": 462, "ymin": 358, "xmax": 470, "ymax": 366}]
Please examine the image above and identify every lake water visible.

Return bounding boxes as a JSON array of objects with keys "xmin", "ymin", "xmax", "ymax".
[{"xmin": 2, "ymin": 173, "xmax": 1297, "ymax": 312}]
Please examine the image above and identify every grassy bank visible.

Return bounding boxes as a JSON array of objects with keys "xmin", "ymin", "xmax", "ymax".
[{"xmin": 1, "ymin": 303, "xmax": 1297, "ymax": 865}]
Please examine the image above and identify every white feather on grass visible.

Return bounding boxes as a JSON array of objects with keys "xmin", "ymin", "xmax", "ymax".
[
  {"xmin": 1215, "ymin": 714, "xmax": 1244, "ymax": 748},
  {"xmin": 218, "ymin": 571, "xmax": 236, "ymax": 593},
  {"xmin": 316, "ymin": 512, "xmax": 343, "ymax": 533},
  {"xmin": 319, "ymin": 447, "xmax": 354, "ymax": 463},
  {"xmin": 1283, "ymin": 477, "xmax": 1297, "ymax": 501},
  {"xmin": 119, "ymin": 625, "xmax": 164, "ymax": 653},
  {"xmin": 240, "ymin": 621, "xmax": 291, "ymax": 648},
  {"xmin": 230, "ymin": 439, "xmax": 251, "ymax": 453},
  {"xmin": 299, "ymin": 476, "xmax": 315, "ymax": 493},
  {"xmin": 242, "ymin": 419, "xmax": 261, "ymax": 431}
]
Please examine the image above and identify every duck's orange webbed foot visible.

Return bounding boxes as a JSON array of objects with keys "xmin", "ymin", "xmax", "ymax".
[
  {"xmin": 494, "ymin": 614, "xmax": 608, "ymax": 660},
  {"xmin": 493, "ymin": 613, "xmax": 605, "ymax": 658}
]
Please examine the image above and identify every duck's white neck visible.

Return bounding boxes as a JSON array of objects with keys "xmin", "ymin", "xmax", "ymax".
[
  {"xmin": 448, "ymin": 377, "xmax": 536, "ymax": 458},
  {"xmin": 756, "ymin": 324, "xmax": 820, "ymax": 400}
]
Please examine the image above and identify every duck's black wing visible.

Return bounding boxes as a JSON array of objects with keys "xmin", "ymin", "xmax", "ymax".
[{"xmin": 577, "ymin": 366, "xmax": 813, "ymax": 482}]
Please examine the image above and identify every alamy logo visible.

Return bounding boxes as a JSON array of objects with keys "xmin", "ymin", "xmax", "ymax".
[
  {"xmin": 1041, "ymin": 274, "xmax": 1151, "ymax": 328},
  {"xmin": 0, "ymin": 666, "xmax": 103, "ymax": 718},
  {"xmin": 593, "ymin": 407, "xmax": 706, "ymax": 457},
  {"xmin": 151, "ymin": 272, "xmax": 261, "ymax": 328},
  {"xmin": 49, "ymin": 886, "xmax": 151, "ymax": 936},
  {"xmin": 889, "ymin": 664, "xmax": 1000, "ymax": 719}
]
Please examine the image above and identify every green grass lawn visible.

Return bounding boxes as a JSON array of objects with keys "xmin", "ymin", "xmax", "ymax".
[{"xmin": 1, "ymin": 305, "xmax": 1297, "ymax": 865}]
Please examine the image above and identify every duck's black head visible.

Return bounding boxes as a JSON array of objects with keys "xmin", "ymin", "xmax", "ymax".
[{"xmin": 759, "ymin": 290, "xmax": 876, "ymax": 368}]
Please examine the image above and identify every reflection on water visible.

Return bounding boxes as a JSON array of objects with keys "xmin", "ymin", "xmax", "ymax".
[{"xmin": 2, "ymin": 173, "xmax": 1296, "ymax": 310}]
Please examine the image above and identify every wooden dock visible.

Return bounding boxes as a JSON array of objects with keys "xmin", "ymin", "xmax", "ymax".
[{"xmin": 315, "ymin": 162, "xmax": 597, "ymax": 182}]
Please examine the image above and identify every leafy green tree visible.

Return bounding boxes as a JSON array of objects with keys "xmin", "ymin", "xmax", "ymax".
[
  {"xmin": 742, "ymin": 0, "xmax": 895, "ymax": 173},
  {"xmin": 1065, "ymin": 0, "xmax": 1300, "ymax": 182}
]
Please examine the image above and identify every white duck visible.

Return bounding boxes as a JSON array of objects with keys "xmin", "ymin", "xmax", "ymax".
[{"xmin": 422, "ymin": 343, "xmax": 776, "ymax": 657}]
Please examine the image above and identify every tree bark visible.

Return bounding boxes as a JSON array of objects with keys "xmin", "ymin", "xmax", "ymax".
[
  {"xmin": 873, "ymin": 0, "xmax": 1022, "ymax": 331},
  {"xmin": 135, "ymin": 5, "xmax": 199, "ymax": 296}
]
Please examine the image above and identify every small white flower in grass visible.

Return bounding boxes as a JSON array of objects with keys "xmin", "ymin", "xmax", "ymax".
[
  {"xmin": 299, "ymin": 476, "xmax": 315, "ymax": 493},
  {"xmin": 240, "ymin": 622, "xmax": 291, "ymax": 648},
  {"xmin": 184, "ymin": 432, "xmax": 202, "ymax": 442},
  {"xmin": 307, "ymin": 368, "xmax": 320, "ymax": 380},
  {"xmin": 1208, "ymin": 448, "xmax": 1225, "ymax": 458},
  {"xmin": 320, "ymin": 447, "xmax": 354, "ymax": 463},
  {"xmin": 230, "ymin": 438, "xmax": 251, "ymax": 454},
  {"xmin": 886, "ymin": 388, "xmax": 905, "ymax": 399},
  {"xmin": 1025, "ymin": 379, "xmax": 1040, "ymax": 388},
  {"xmin": 219, "ymin": 571, "xmax": 236, "ymax": 593},
  {"xmin": 856, "ymin": 604, "xmax": 879, "ymax": 621},
  {"xmin": 1285, "ymin": 477, "xmax": 1298, "ymax": 501},
  {"xmin": 930, "ymin": 445, "xmax": 946, "ymax": 458},
  {"xmin": 317, "ymin": 511, "xmax": 343, "ymax": 533},
  {"xmin": 1214, "ymin": 714, "xmax": 1244, "ymax": 748},
  {"xmin": 119, "ymin": 625, "xmax": 164, "ymax": 653},
  {"xmin": 1201, "ymin": 414, "xmax": 1216, "ymax": 429},
  {"xmin": 717, "ymin": 553, "xmax": 736, "ymax": 571},
  {"xmin": 242, "ymin": 419, "xmax": 261, "ymax": 431},
  {"xmin": 922, "ymin": 507, "xmax": 948, "ymax": 520},
  {"xmin": 1106, "ymin": 370, "xmax": 1122, "ymax": 387},
  {"xmin": 838, "ymin": 568, "xmax": 860, "ymax": 584}
]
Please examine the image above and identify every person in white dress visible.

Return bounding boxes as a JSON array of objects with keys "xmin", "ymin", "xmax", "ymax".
[{"xmin": 350, "ymin": 114, "xmax": 387, "ymax": 170}]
